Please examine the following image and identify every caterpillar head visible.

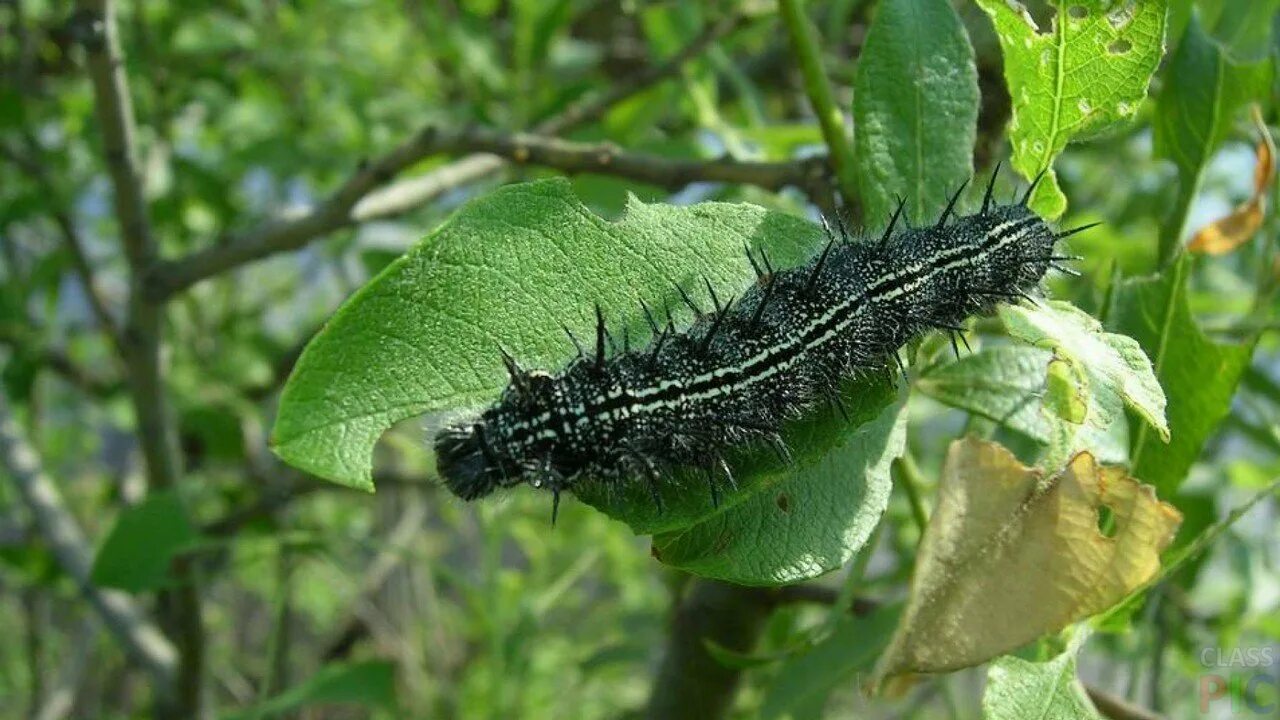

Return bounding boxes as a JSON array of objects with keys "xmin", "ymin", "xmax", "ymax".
[{"xmin": 435, "ymin": 369, "xmax": 565, "ymax": 502}]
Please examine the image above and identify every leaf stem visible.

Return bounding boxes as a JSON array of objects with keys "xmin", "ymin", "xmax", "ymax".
[
  {"xmin": 778, "ymin": 0, "xmax": 859, "ymax": 206},
  {"xmin": 828, "ymin": 522, "xmax": 882, "ymax": 627},
  {"xmin": 894, "ymin": 451, "xmax": 930, "ymax": 535}
]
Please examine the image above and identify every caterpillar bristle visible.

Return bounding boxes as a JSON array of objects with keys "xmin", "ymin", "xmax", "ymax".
[
  {"xmin": 1021, "ymin": 168, "xmax": 1048, "ymax": 206},
  {"xmin": 1050, "ymin": 262, "xmax": 1082, "ymax": 277},
  {"xmin": 699, "ymin": 296, "xmax": 735, "ymax": 353},
  {"xmin": 937, "ymin": 178, "xmax": 969, "ymax": 228},
  {"xmin": 745, "ymin": 244, "xmax": 765, "ymax": 279},
  {"xmin": 594, "ymin": 304, "xmax": 607, "ymax": 371},
  {"xmin": 718, "ymin": 456, "xmax": 738, "ymax": 492},
  {"xmin": 1054, "ymin": 223, "xmax": 1101, "ymax": 241},
  {"xmin": 750, "ymin": 278, "xmax": 776, "ymax": 325},
  {"xmin": 834, "ymin": 212, "xmax": 852, "ymax": 245},
  {"xmin": 981, "ymin": 162, "xmax": 1001, "ymax": 214},
  {"xmin": 806, "ymin": 237, "xmax": 836, "ymax": 293},
  {"xmin": 560, "ymin": 323, "xmax": 586, "ymax": 359},
  {"xmin": 675, "ymin": 282, "xmax": 701, "ymax": 315},
  {"xmin": 704, "ymin": 466, "xmax": 721, "ymax": 508},
  {"xmin": 760, "ymin": 247, "xmax": 775, "ymax": 276},
  {"xmin": 828, "ymin": 392, "xmax": 850, "ymax": 422},
  {"xmin": 703, "ymin": 275, "xmax": 723, "ymax": 314},
  {"xmin": 880, "ymin": 196, "xmax": 907, "ymax": 248},
  {"xmin": 638, "ymin": 298, "xmax": 660, "ymax": 334},
  {"xmin": 498, "ymin": 346, "xmax": 528, "ymax": 391}
]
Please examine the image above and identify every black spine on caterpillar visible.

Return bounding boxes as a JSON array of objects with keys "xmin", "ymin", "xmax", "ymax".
[{"xmin": 434, "ymin": 169, "xmax": 1091, "ymax": 522}]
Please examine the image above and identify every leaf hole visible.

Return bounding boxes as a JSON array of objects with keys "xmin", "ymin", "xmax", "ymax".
[
  {"xmin": 775, "ymin": 493, "xmax": 791, "ymax": 513},
  {"xmin": 1096, "ymin": 505, "xmax": 1117, "ymax": 538},
  {"xmin": 1107, "ymin": 39, "xmax": 1132, "ymax": 55},
  {"xmin": 1067, "ymin": 6, "xmax": 1087, "ymax": 20}
]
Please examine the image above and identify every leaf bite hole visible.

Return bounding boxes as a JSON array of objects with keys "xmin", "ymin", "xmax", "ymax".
[
  {"xmin": 775, "ymin": 493, "xmax": 791, "ymax": 513},
  {"xmin": 1107, "ymin": 38, "xmax": 1132, "ymax": 55},
  {"xmin": 1096, "ymin": 504, "xmax": 1117, "ymax": 538}
]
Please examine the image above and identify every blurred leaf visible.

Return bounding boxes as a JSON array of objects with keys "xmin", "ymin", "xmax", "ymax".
[
  {"xmin": 91, "ymin": 491, "xmax": 198, "ymax": 593},
  {"xmin": 273, "ymin": 179, "xmax": 820, "ymax": 490},
  {"xmin": 1155, "ymin": 14, "xmax": 1271, "ymax": 251},
  {"xmin": 872, "ymin": 438, "xmax": 1180, "ymax": 681},
  {"xmin": 642, "ymin": 381, "xmax": 905, "ymax": 585},
  {"xmin": 760, "ymin": 604, "xmax": 901, "ymax": 720},
  {"xmin": 853, "ymin": 0, "xmax": 979, "ymax": 224},
  {"xmin": 1000, "ymin": 300, "xmax": 1168, "ymax": 443},
  {"xmin": 1106, "ymin": 257, "xmax": 1253, "ymax": 495},
  {"xmin": 221, "ymin": 660, "xmax": 397, "ymax": 720},
  {"xmin": 976, "ymin": 0, "xmax": 1168, "ymax": 217},
  {"xmin": 982, "ymin": 630, "xmax": 1102, "ymax": 720},
  {"xmin": 916, "ymin": 345, "xmax": 1055, "ymax": 443},
  {"xmin": 1187, "ymin": 106, "xmax": 1275, "ymax": 255}
]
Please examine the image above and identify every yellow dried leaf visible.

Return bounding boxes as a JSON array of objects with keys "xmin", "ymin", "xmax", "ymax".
[
  {"xmin": 872, "ymin": 438, "xmax": 1181, "ymax": 683},
  {"xmin": 1188, "ymin": 104, "xmax": 1275, "ymax": 255}
]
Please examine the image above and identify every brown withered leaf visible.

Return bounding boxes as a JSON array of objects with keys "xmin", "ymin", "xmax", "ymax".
[
  {"xmin": 871, "ymin": 438, "xmax": 1181, "ymax": 683},
  {"xmin": 1188, "ymin": 104, "xmax": 1275, "ymax": 255}
]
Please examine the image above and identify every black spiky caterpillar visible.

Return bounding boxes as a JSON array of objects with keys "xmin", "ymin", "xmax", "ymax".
[{"xmin": 434, "ymin": 169, "xmax": 1091, "ymax": 522}]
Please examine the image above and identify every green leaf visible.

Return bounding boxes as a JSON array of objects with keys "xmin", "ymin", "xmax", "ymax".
[
  {"xmin": 1000, "ymin": 300, "xmax": 1168, "ymax": 445},
  {"xmin": 976, "ymin": 0, "xmax": 1168, "ymax": 218},
  {"xmin": 853, "ymin": 0, "xmax": 979, "ymax": 224},
  {"xmin": 641, "ymin": 379, "xmax": 906, "ymax": 585},
  {"xmin": 982, "ymin": 631, "xmax": 1102, "ymax": 720},
  {"xmin": 1153, "ymin": 13, "xmax": 1271, "ymax": 255},
  {"xmin": 272, "ymin": 178, "xmax": 820, "ymax": 490},
  {"xmin": 221, "ymin": 661, "xmax": 397, "ymax": 720},
  {"xmin": 916, "ymin": 346, "xmax": 1055, "ymax": 443},
  {"xmin": 760, "ymin": 604, "xmax": 901, "ymax": 720},
  {"xmin": 91, "ymin": 492, "xmax": 198, "ymax": 593},
  {"xmin": 1105, "ymin": 257, "xmax": 1253, "ymax": 496},
  {"xmin": 1170, "ymin": 0, "xmax": 1280, "ymax": 61}
]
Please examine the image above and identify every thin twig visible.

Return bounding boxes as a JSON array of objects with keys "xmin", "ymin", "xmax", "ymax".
[
  {"xmin": 777, "ymin": 0, "xmax": 858, "ymax": 206},
  {"xmin": 437, "ymin": 127, "xmax": 827, "ymax": 192},
  {"xmin": 0, "ymin": 325, "xmax": 121, "ymax": 396},
  {"xmin": 0, "ymin": 139, "xmax": 122, "ymax": 347},
  {"xmin": 1086, "ymin": 684, "xmax": 1166, "ymax": 720},
  {"xmin": 141, "ymin": 13, "xmax": 759, "ymax": 301},
  {"xmin": 0, "ymin": 393, "xmax": 178, "ymax": 690},
  {"xmin": 76, "ymin": 1, "xmax": 201, "ymax": 714}
]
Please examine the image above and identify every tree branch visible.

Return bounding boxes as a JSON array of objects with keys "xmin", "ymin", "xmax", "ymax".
[
  {"xmin": 436, "ymin": 127, "xmax": 828, "ymax": 193},
  {"xmin": 76, "ymin": 1, "xmax": 202, "ymax": 714},
  {"xmin": 0, "ymin": 394, "xmax": 178, "ymax": 691},
  {"xmin": 140, "ymin": 13, "xmax": 757, "ymax": 301},
  {"xmin": 646, "ymin": 580, "xmax": 775, "ymax": 720}
]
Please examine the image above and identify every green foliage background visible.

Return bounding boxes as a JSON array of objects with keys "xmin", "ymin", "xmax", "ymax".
[{"xmin": 1, "ymin": 1, "xmax": 1278, "ymax": 719}]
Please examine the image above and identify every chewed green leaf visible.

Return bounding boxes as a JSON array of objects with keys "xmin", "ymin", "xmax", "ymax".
[
  {"xmin": 272, "ymin": 178, "xmax": 820, "ymax": 491},
  {"xmin": 1000, "ymin": 300, "xmax": 1168, "ymax": 444},
  {"xmin": 976, "ymin": 0, "xmax": 1167, "ymax": 218},
  {"xmin": 983, "ymin": 631, "xmax": 1103, "ymax": 720},
  {"xmin": 853, "ymin": 0, "xmax": 979, "ymax": 224}
]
